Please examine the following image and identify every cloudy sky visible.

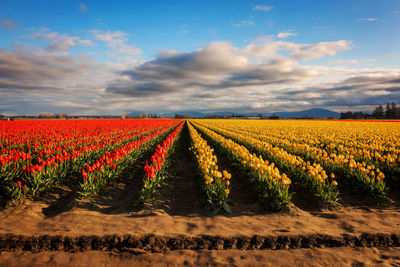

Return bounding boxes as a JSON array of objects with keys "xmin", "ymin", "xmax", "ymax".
[{"xmin": 0, "ymin": 0, "xmax": 399, "ymax": 115}]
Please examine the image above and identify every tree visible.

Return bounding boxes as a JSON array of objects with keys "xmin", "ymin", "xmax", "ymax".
[
  {"xmin": 390, "ymin": 102, "xmax": 398, "ymax": 119},
  {"xmin": 372, "ymin": 105, "xmax": 384, "ymax": 119}
]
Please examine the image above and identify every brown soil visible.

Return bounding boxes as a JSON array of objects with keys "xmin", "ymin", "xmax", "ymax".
[
  {"xmin": 0, "ymin": 124, "xmax": 400, "ymax": 265},
  {"xmin": 1, "ymin": 247, "xmax": 400, "ymax": 267}
]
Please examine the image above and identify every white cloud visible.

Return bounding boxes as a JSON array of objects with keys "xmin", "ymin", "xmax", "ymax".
[
  {"xmin": 335, "ymin": 59, "xmax": 359, "ymax": 65},
  {"xmin": 1, "ymin": 31, "xmax": 399, "ymax": 115},
  {"xmin": 231, "ymin": 20, "xmax": 255, "ymax": 27},
  {"xmin": 357, "ymin": 17, "xmax": 378, "ymax": 22},
  {"xmin": 106, "ymin": 39, "xmax": 354, "ymax": 99},
  {"xmin": 277, "ymin": 31, "xmax": 298, "ymax": 38},
  {"xmin": 253, "ymin": 5, "xmax": 274, "ymax": 12},
  {"xmin": 28, "ymin": 28, "xmax": 94, "ymax": 53},
  {"xmin": 91, "ymin": 30, "xmax": 142, "ymax": 56},
  {"xmin": 242, "ymin": 39, "xmax": 352, "ymax": 60}
]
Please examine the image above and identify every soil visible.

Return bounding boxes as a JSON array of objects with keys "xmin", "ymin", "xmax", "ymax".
[
  {"xmin": 0, "ymin": 123, "xmax": 400, "ymax": 265},
  {"xmin": 0, "ymin": 247, "xmax": 400, "ymax": 267}
]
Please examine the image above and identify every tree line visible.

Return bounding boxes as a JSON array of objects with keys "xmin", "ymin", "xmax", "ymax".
[{"xmin": 340, "ymin": 103, "xmax": 400, "ymax": 119}]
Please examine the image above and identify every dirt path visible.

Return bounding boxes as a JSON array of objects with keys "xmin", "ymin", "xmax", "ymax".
[
  {"xmin": 1, "ymin": 247, "xmax": 400, "ymax": 267},
  {"xmin": 213, "ymin": 151, "xmax": 261, "ymax": 215},
  {"xmin": 156, "ymin": 123, "xmax": 202, "ymax": 216}
]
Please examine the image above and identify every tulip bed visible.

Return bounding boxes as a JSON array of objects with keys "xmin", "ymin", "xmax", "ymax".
[
  {"xmin": 0, "ymin": 119, "xmax": 180, "ymax": 203},
  {"xmin": 138, "ymin": 121, "xmax": 184, "ymax": 204},
  {"xmin": 187, "ymin": 121, "xmax": 231, "ymax": 212},
  {"xmin": 191, "ymin": 122, "xmax": 292, "ymax": 211},
  {"xmin": 191, "ymin": 119, "xmax": 400, "ymax": 204},
  {"xmin": 194, "ymin": 122, "xmax": 339, "ymax": 204},
  {"xmin": 1, "ymin": 118, "xmax": 399, "ymax": 211}
]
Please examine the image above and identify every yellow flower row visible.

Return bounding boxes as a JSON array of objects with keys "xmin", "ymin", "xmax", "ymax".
[
  {"xmin": 188, "ymin": 122, "xmax": 230, "ymax": 196},
  {"xmin": 195, "ymin": 121, "xmax": 332, "ymax": 185},
  {"xmin": 205, "ymin": 119, "xmax": 400, "ymax": 167},
  {"xmin": 198, "ymin": 120, "xmax": 385, "ymax": 182},
  {"xmin": 190, "ymin": 121, "xmax": 291, "ymax": 185}
]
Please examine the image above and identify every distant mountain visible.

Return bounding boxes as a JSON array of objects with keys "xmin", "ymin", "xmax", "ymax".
[
  {"xmin": 161, "ymin": 110, "xmax": 206, "ymax": 118},
  {"xmin": 274, "ymin": 108, "xmax": 340, "ymax": 119},
  {"xmin": 0, "ymin": 114, "xmax": 3, "ymax": 117},
  {"xmin": 126, "ymin": 110, "xmax": 145, "ymax": 116},
  {"xmin": 126, "ymin": 108, "xmax": 339, "ymax": 119},
  {"xmin": 204, "ymin": 111, "xmax": 239, "ymax": 117}
]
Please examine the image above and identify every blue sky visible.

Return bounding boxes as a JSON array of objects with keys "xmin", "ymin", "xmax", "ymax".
[{"xmin": 0, "ymin": 0, "xmax": 399, "ymax": 115}]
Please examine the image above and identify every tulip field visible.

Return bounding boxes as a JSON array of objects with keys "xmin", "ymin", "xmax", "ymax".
[
  {"xmin": 0, "ymin": 119, "xmax": 183, "ymax": 205},
  {"xmin": 0, "ymin": 118, "xmax": 400, "ymax": 211}
]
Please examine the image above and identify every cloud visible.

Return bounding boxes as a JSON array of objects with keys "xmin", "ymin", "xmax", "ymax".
[
  {"xmin": 106, "ymin": 39, "xmax": 352, "ymax": 98},
  {"xmin": 79, "ymin": 3, "xmax": 89, "ymax": 13},
  {"xmin": 0, "ymin": 19, "xmax": 18, "ymax": 30},
  {"xmin": 0, "ymin": 47, "xmax": 90, "ymax": 91},
  {"xmin": 91, "ymin": 30, "xmax": 141, "ymax": 55},
  {"xmin": 208, "ymin": 28, "xmax": 217, "ymax": 35},
  {"xmin": 357, "ymin": 18, "xmax": 378, "ymax": 22},
  {"xmin": 277, "ymin": 70, "xmax": 400, "ymax": 110},
  {"xmin": 335, "ymin": 59, "xmax": 359, "ymax": 65},
  {"xmin": 277, "ymin": 31, "xmax": 298, "ymax": 38},
  {"xmin": 242, "ymin": 39, "xmax": 352, "ymax": 60},
  {"xmin": 253, "ymin": 5, "xmax": 274, "ymax": 12},
  {"xmin": 28, "ymin": 28, "xmax": 94, "ymax": 52},
  {"xmin": 1, "ymin": 29, "xmax": 399, "ymax": 115},
  {"xmin": 231, "ymin": 20, "xmax": 255, "ymax": 27}
]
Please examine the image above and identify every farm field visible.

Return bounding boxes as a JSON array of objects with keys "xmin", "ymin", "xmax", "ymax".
[{"xmin": 0, "ymin": 119, "xmax": 400, "ymax": 266}]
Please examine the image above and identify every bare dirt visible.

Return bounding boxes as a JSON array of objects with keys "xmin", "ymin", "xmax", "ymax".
[
  {"xmin": 1, "ymin": 247, "xmax": 400, "ymax": 267},
  {"xmin": 0, "ymin": 124, "xmax": 400, "ymax": 265}
]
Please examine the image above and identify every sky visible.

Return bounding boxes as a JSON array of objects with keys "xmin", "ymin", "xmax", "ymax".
[{"xmin": 0, "ymin": 0, "xmax": 399, "ymax": 115}]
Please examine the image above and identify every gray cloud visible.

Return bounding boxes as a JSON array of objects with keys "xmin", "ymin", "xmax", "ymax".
[
  {"xmin": 0, "ymin": 47, "xmax": 90, "ymax": 92},
  {"xmin": 0, "ymin": 19, "xmax": 18, "ymax": 30},
  {"xmin": 106, "ymin": 40, "xmax": 348, "ymax": 97},
  {"xmin": 1, "ymin": 31, "xmax": 399, "ymax": 116},
  {"xmin": 79, "ymin": 3, "xmax": 89, "ymax": 13},
  {"xmin": 277, "ymin": 72, "xmax": 400, "ymax": 109}
]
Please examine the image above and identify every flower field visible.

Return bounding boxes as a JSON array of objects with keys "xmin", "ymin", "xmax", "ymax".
[
  {"xmin": 0, "ymin": 119, "xmax": 181, "ymax": 204},
  {"xmin": 190, "ymin": 119, "xmax": 400, "ymax": 207},
  {"xmin": 1, "ymin": 118, "xmax": 400, "ymax": 263},
  {"xmin": 0, "ymin": 119, "xmax": 399, "ymax": 211}
]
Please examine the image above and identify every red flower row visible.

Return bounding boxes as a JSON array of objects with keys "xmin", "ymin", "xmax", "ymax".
[{"xmin": 144, "ymin": 122, "xmax": 184, "ymax": 179}]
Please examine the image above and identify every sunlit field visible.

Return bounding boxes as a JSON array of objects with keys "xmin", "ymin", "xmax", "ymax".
[
  {"xmin": 1, "ymin": 0, "xmax": 400, "ymax": 264},
  {"xmin": 1, "ymin": 119, "xmax": 400, "ymax": 265}
]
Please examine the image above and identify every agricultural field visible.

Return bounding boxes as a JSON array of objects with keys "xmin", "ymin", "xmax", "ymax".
[{"xmin": 0, "ymin": 119, "xmax": 400, "ymax": 265}]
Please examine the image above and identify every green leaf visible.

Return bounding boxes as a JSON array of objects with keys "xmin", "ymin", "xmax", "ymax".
[{"xmin": 222, "ymin": 203, "xmax": 232, "ymax": 213}]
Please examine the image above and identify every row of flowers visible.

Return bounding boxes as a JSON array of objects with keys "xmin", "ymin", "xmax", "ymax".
[
  {"xmin": 237, "ymin": 126, "xmax": 387, "ymax": 198},
  {"xmin": 198, "ymin": 122, "xmax": 339, "ymax": 204},
  {"xmin": 138, "ymin": 122, "xmax": 184, "ymax": 204},
  {"xmin": 80, "ymin": 123, "xmax": 181, "ymax": 198},
  {"xmin": 191, "ymin": 121, "xmax": 292, "ymax": 211},
  {"xmin": 0, "ymin": 119, "xmax": 180, "ymax": 203},
  {"xmin": 197, "ymin": 122, "xmax": 387, "ymax": 199},
  {"xmin": 187, "ymin": 121, "xmax": 231, "ymax": 212}
]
